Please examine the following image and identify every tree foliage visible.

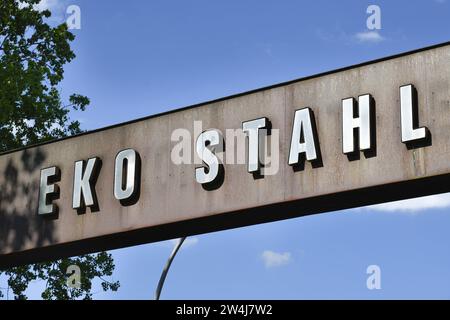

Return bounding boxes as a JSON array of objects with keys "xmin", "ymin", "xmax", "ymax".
[{"xmin": 0, "ymin": 0, "xmax": 119, "ymax": 299}]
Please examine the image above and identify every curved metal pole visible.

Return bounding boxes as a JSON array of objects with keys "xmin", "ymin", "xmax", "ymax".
[{"xmin": 155, "ymin": 237, "xmax": 186, "ymax": 300}]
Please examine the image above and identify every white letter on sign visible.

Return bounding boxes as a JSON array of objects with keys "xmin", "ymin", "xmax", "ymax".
[
  {"xmin": 38, "ymin": 166, "xmax": 60, "ymax": 216},
  {"xmin": 195, "ymin": 130, "xmax": 223, "ymax": 185},
  {"xmin": 288, "ymin": 108, "xmax": 319, "ymax": 166},
  {"xmin": 400, "ymin": 84, "xmax": 429, "ymax": 144},
  {"xmin": 242, "ymin": 117, "xmax": 268, "ymax": 173},
  {"xmin": 342, "ymin": 94, "xmax": 374, "ymax": 154},
  {"xmin": 114, "ymin": 149, "xmax": 141, "ymax": 204},
  {"xmin": 72, "ymin": 157, "xmax": 101, "ymax": 211}
]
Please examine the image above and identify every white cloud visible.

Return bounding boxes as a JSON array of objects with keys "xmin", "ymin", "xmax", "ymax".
[
  {"xmin": 36, "ymin": 0, "xmax": 67, "ymax": 12},
  {"xmin": 35, "ymin": 0, "xmax": 61, "ymax": 11},
  {"xmin": 17, "ymin": 0, "xmax": 67, "ymax": 23},
  {"xmin": 317, "ymin": 28, "xmax": 386, "ymax": 45},
  {"xmin": 368, "ymin": 193, "xmax": 450, "ymax": 213},
  {"xmin": 18, "ymin": 0, "xmax": 61, "ymax": 11},
  {"xmin": 355, "ymin": 31, "xmax": 385, "ymax": 43},
  {"xmin": 169, "ymin": 237, "xmax": 199, "ymax": 248},
  {"xmin": 261, "ymin": 250, "xmax": 291, "ymax": 268}
]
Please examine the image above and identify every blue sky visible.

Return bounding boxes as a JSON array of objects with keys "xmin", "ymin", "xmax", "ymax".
[{"xmin": 3, "ymin": 0, "xmax": 450, "ymax": 299}]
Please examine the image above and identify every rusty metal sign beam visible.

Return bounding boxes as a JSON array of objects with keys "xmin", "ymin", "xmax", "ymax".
[{"xmin": 1, "ymin": 42, "xmax": 450, "ymax": 268}]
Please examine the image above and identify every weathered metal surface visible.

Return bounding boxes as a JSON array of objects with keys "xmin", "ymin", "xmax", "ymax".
[{"xmin": 1, "ymin": 42, "xmax": 450, "ymax": 267}]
